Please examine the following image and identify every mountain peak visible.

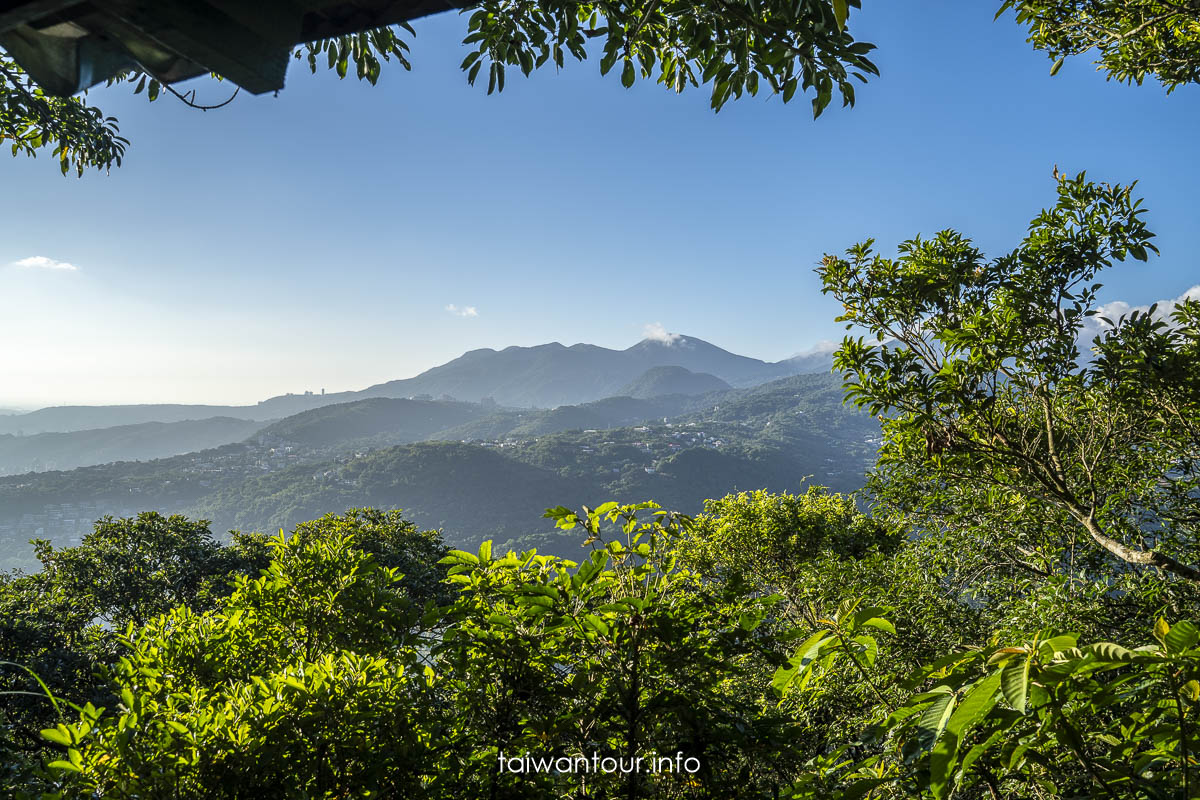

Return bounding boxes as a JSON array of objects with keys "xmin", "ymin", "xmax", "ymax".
[{"xmin": 627, "ymin": 333, "xmax": 707, "ymax": 351}]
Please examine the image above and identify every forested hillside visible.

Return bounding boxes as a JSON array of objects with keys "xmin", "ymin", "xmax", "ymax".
[
  {"xmin": 253, "ymin": 397, "xmax": 488, "ymax": 448},
  {"xmin": 618, "ymin": 366, "xmax": 731, "ymax": 398},
  {"xmin": 0, "ymin": 373, "xmax": 876, "ymax": 570}
]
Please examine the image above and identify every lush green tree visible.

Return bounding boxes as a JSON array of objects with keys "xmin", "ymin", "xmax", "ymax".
[
  {"xmin": 2, "ymin": 0, "xmax": 876, "ymax": 175},
  {"xmin": 39, "ymin": 528, "xmax": 436, "ymax": 797},
  {"xmin": 0, "ymin": 507, "xmax": 448, "ymax": 794},
  {"xmin": 0, "ymin": 513, "xmax": 258, "ymax": 768},
  {"xmin": 430, "ymin": 501, "xmax": 803, "ymax": 799},
  {"xmin": 289, "ymin": 507, "xmax": 452, "ymax": 607},
  {"xmin": 774, "ymin": 171, "xmax": 1200, "ymax": 797},
  {"xmin": 998, "ymin": 0, "xmax": 1200, "ymax": 89},
  {"xmin": 818, "ymin": 172, "xmax": 1200, "ymax": 594},
  {"xmin": 679, "ymin": 487, "xmax": 899, "ymax": 600},
  {"xmin": 0, "ymin": 569, "xmax": 98, "ymax": 784},
  {"xmin": 784, "ymin": 615, "xmax": 1200, "ymax": 800},
  {"xmin": 16, "ymin": 492, "xmax": 1200, "ymax": 799},
  {"xmin": 29, "ymin": 501, "xmax": 827, "ymax": 798},
  {"xmin": 678, "ymin": 489, "xmax": 985, "ymax": 758},
  {"xmin": 29, "ymin": 512, "xmax": 254, "ymax": 629}
]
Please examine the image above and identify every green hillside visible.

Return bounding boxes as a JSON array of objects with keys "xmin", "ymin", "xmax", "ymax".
[
  {"xmin": 186, "ymin": 375, "xmax": 876, "ymax": 549},
  {"xmin": 618, "ymin": 365, "xmax": 731, "ymax": 398},
  {"xmin": 0, "ymin": 373, "xmax": 875, "ymax": 567},
  {"xmin": 187, "ymin": 441, "xmax": 590, "ymax": 544},
  {"xmin": 254, "ymin": 397, "xmax": 487, "ymax": 449}
]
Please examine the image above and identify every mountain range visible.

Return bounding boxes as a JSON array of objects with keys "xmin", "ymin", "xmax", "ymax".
[
  {"xmin": 0, "ymin": 335, "xmax": 833, "ymax": 435},
  {"xmin": 0, "ymin": 371, "xmax": 876, "ymax": 570},
  {"xmin": 0, "ymin": 333, "xmax": 861, "ymax": 571}
]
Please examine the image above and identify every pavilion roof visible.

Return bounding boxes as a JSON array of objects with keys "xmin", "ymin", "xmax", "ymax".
[{"xmin": 0, "ymin": 0, "xmax": 462, "ymax": 96}]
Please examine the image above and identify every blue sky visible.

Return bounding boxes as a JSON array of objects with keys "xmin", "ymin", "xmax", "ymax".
[{"xmin": 1, "ymin": 2, "xmax": 1197, "ymax": 408}]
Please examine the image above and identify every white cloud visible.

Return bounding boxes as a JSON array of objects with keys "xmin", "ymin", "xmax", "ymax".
[
  {"xmin": 790, "ymin": 339, "xmax": 838, "ymax": 359},
  {"xmin": 642, "ymin": 322, "xmax": 682, "ymax": 345},
  {"xmin": 445, "ymin": 304, "xmax": 478, "ymax": 318},
  {"xmin": 10, "ymin": 255, "xmax": 78, "ymax": 272},
  {"xmin": 1080, "ymin": 285, "xmax": 1200, "ymax": 344}
]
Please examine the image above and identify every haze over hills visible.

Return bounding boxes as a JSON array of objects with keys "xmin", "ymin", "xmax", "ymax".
[
  {"xmin": 184, "ymin": 373, "xmax": 880, "ymax": 551},
  {"xmin": 782, "ymin": 342, "xmax": 838, "ymax": 374},
  {"xmin": 0, "ymin": 372, "xmax": 877, "ymax": 570},
  {"xmin": 0, "ymin": 399, "xmax": 320, "ymax": 436},
  {"xmin": 0, "ymin": 335, "xmax": 823, "ymax": 435},
  {"xmin": 254, "ymin": 398, "xmax": 489, "ymax": 449},
  {"xmin": 0, "ymin": 418, "xmax": 268, "ymax": 476},
  {"xmin": 0, "ymin": 330, "xmax": 866, "ymax": 571}
]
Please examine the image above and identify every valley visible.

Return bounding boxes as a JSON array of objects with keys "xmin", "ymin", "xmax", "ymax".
[{"xmin": 0, "ymin": 363, "xmax": 876, "ymax": 571}]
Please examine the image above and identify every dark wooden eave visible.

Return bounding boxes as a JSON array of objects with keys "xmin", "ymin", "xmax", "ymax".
[{"xmin": 0, "ymin": 0, "xmax": 466, "ymax": 97}]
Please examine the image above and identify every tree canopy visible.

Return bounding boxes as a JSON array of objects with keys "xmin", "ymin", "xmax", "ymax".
[
  {"xmin": 819, "ymin": 171, "xmax": 1200, "ymax": 585},
  {"xmin": 998, "ymin": 0, "xmax": 1200, "ymax": 88}
]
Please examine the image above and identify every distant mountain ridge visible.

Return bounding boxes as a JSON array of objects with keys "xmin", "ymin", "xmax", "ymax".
[
  {"xmin": 0, "ymin": 334, "xmax": 829, "ymax": 434},
  {"xmin": 0, "ymin": 417, "xmax": 267, "ymax": 476},
  {"xmin": 339, "ymin": 334, "xmax": 806, "ymax": 408},
  {"xmin": 0, "ymin": 399, "xmax": 324, "ymax": 435},
  {"xmin": 0, "ymin": 372, "xmax": 878, "ymax": 570}
]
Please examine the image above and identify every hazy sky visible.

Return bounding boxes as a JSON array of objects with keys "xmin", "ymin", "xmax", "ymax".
[{"xmin": 2, "ymin": 2, "xmax": 1197, "ymax": 408}]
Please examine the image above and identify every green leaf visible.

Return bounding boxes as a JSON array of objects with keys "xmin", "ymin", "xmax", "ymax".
[
  {"xmin": 859, "ymin": 617, "xmax": 896, "ymax": 635},
  {"xmin": 41, "ymin": 727, "xmax": 73, "ymax": 747},
  {"xmin": 440, "ymin": 550, "xmax": 479, "ymax": 566},
  {"xmin": 930, "ymin": 672, "xmax": 1001, "ymax": 799},
  {"xmin": 832, "ymin": 0, "xmax": 849, "ymax": 30},
  {"xmin": 1083, "ymin": 642, "xmax": 1135, "ymax": 663},
  {"xmin": 852, "ymin": 634, "xmax": 879, "ymax": 667},
  {"xmin": 1038, "ymin": 634, "xmax": 1078, "ymax": 656},
  {"xmin": 621, "ymin": 60, "xmax": 636, "ymax": 89},
  {"xmin": 1000, "ymin": 657, "xmax": 1030, "ymax": 714},
  {"xmin": 782, "ymin": 78, "xmax": 798, "ymax": 103},
  {"xmin": 917, "ymin": 691, "xmax": 956, "ymax": 750},
  {"xmin": 1164, "ymin": 620, "xmax": 1200, "ymax": 654},
  {"xmin": 739, "ymin": 609, "xmax": 766, "ymax": 631},
  {"xmin": 772, "ymin": 630, "xmax": 829, "ymax": 694}
]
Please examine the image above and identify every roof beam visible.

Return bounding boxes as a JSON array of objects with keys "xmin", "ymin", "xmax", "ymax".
[
  {"xmin": 0, "ymin": 0, "xmax": 87, "ymax": 35},
  {"xmin": 95, "ymin": 0, "xmax": 302, "ymax": 94}
]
